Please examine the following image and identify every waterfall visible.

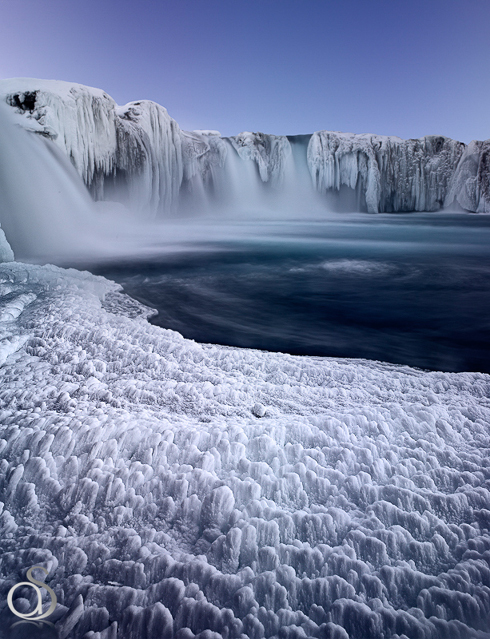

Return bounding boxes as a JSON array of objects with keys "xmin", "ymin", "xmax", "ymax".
[
  {"xmin": 0, "ymin": 102, "xmax": 106, "ymax": 262},
  {"xmin": 1, "ymin": 78, "xmax": 490, "ymax": 266},
  {"xmin": 178, "ymin": 133, "xmax": 340, "ymax": 218}
]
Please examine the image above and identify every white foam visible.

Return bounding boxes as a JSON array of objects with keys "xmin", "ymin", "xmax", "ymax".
[{"xmin": 320, "ymin": 259, "xmax": 395, "ymax": 276}]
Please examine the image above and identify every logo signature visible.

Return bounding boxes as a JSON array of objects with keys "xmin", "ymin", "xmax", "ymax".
[{"xmin": 7, "ymin": 566, "xmax": 57, "ymax": 620}]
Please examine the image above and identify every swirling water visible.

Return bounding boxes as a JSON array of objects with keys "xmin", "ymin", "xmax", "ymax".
[{"xmin": 93, "ymin": 213, "xmax": 490, "ymax": 373}]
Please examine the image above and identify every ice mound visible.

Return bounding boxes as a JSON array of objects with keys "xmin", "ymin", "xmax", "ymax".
[{"xmin": 0, "ymin": 262, "xmax": 489, "ymax": 638}]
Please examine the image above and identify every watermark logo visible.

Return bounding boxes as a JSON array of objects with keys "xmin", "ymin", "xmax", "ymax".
[{"xmin": 7, "ymin": 566, "xmax": 57, "ymax": 620}]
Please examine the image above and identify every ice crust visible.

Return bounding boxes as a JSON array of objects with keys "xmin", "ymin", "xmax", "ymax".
[
  {"xmin": 2, "ymin": 79, "xmax": 490, "ymax": 215},
  {"xmin": 0, "ymin": 263, "xmax": 489, "ymax": 638}
]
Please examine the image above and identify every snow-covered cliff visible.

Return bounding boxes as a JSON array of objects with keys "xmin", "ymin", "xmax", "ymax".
[
  {"xmin": 1, "ymin": 79, "xmax": 118, "ymax": 188},
  {"xmin": 446, "ymin": 139, "xmax": 490, "ymax": 213},
  {"xmin": 308, "ymin": 131, "xmax": 467, "ymax": 213},
  {"xmin": 0, "ymin": 79, "xmax": 186, "ymax": 214},
  {"xmin": 1, "ymin": 78, "xmax": 489, "ymax": 214}
]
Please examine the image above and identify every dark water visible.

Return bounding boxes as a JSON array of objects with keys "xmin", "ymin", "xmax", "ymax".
[{"xmin": 93, "ymin": 213, "xmax": 490, "ymax": 373}]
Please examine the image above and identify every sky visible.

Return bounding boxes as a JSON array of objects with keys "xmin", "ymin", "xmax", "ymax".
[{"xmin": 0, "ymin": 0, "xmax": 489, "ymax": 142}]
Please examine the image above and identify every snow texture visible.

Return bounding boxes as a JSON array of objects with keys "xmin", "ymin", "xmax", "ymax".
[
  {"xmin": 0, "ymin": 262, "xmax": 489, "ymax": 638},
  {"xmin": 2, "ymin": 79, "xmax": 490, "ymax": 215}
]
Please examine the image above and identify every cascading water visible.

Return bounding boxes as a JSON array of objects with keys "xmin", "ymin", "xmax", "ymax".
[
  {"xmin": 2, "ymin": 80, "xmax": 490, "ymax": 639},
  {"xmin": 0, "ymin": 102, "xmax": 105, "ymax": 262},
  {"xmin": 0, "ymin": 91, "xmax": 348, "ymax": 267},
  {"xmin": 0, "ymin": 98, "xmax": 184, "ymax": 266},
  {"xmin": 178, "ymin": 133, "xmax": 346, "ymax": 219},
  {"xmin": 2, "ymin": 77, "xmax": 490, "ymax": 271}
]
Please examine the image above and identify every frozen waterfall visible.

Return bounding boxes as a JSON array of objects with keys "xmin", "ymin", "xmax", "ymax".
[
  {"xmin": 2, "ymin": 78, "xmax": 490, "ymax": 224},
  {"xmin": 0, "ymin": 100, "xmax": 106, "ymax": 262},
  {"xmin": 1, "ymin": 79, "xmax": 490, "ymax": 639}
]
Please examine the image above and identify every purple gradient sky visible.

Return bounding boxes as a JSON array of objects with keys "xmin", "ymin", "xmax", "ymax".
[{"xmin": 1, "ymin": 0, "xmax": 488, "ymax": 142}]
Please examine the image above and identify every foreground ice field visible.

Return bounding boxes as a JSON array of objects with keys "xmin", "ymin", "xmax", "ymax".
[{"xmin": 0, "ymin": 261, "xmax": 489, "ymax": 639}]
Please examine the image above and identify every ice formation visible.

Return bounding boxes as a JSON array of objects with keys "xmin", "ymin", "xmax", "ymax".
[
  {"xmin": 2, "ymin": 78, "xmax": 490, "ymax": 216},
  {"xmin": 1, "ymin": 79, "xmax": 118, "ymax": 189},
  {"xmin": 0, "ymin": 99, "xmax": 108, "ymax": 262},
  {"xmin": 114, "ymin": 101, "xmax": 184, "ymax": 213},
  {"xmin": 1, "ymin": 75, "xmax": 490, "ymax": 639},
  {"xmin": 446, "ymin": 140, "xmax": 490, "ymax": 214},
  {"xmin": 0, "ymin": 226, "xmax": 14, "ymax": 264},
  {"xmin": 0, "ymin": 80, "xmax": 185, "ymax": 216},
  {"xmin": 307, "ymin": 132, "xmax": 466, "ymax": 213},
  {"xmin": 230, "ymin": 133, "xmax": 292, "ymax": 186},
  {"xmin": 0, "ymin": 262, "xmax": 489, "ymax": 638}
]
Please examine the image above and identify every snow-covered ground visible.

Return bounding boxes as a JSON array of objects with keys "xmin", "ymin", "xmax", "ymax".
[{"xmin": 0, "ymin": 261, "xmax": 489, "ymax": 638}]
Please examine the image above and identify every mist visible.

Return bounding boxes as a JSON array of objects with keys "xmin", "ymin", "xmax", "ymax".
[{"xmin": 0, "ymin": 106, "xmax": 356, "ymax": 267}]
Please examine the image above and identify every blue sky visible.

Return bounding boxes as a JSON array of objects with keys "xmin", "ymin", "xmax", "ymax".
[{"xmin": 1, "ymin": 0, "xmax": 488, "ymax": 142}]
